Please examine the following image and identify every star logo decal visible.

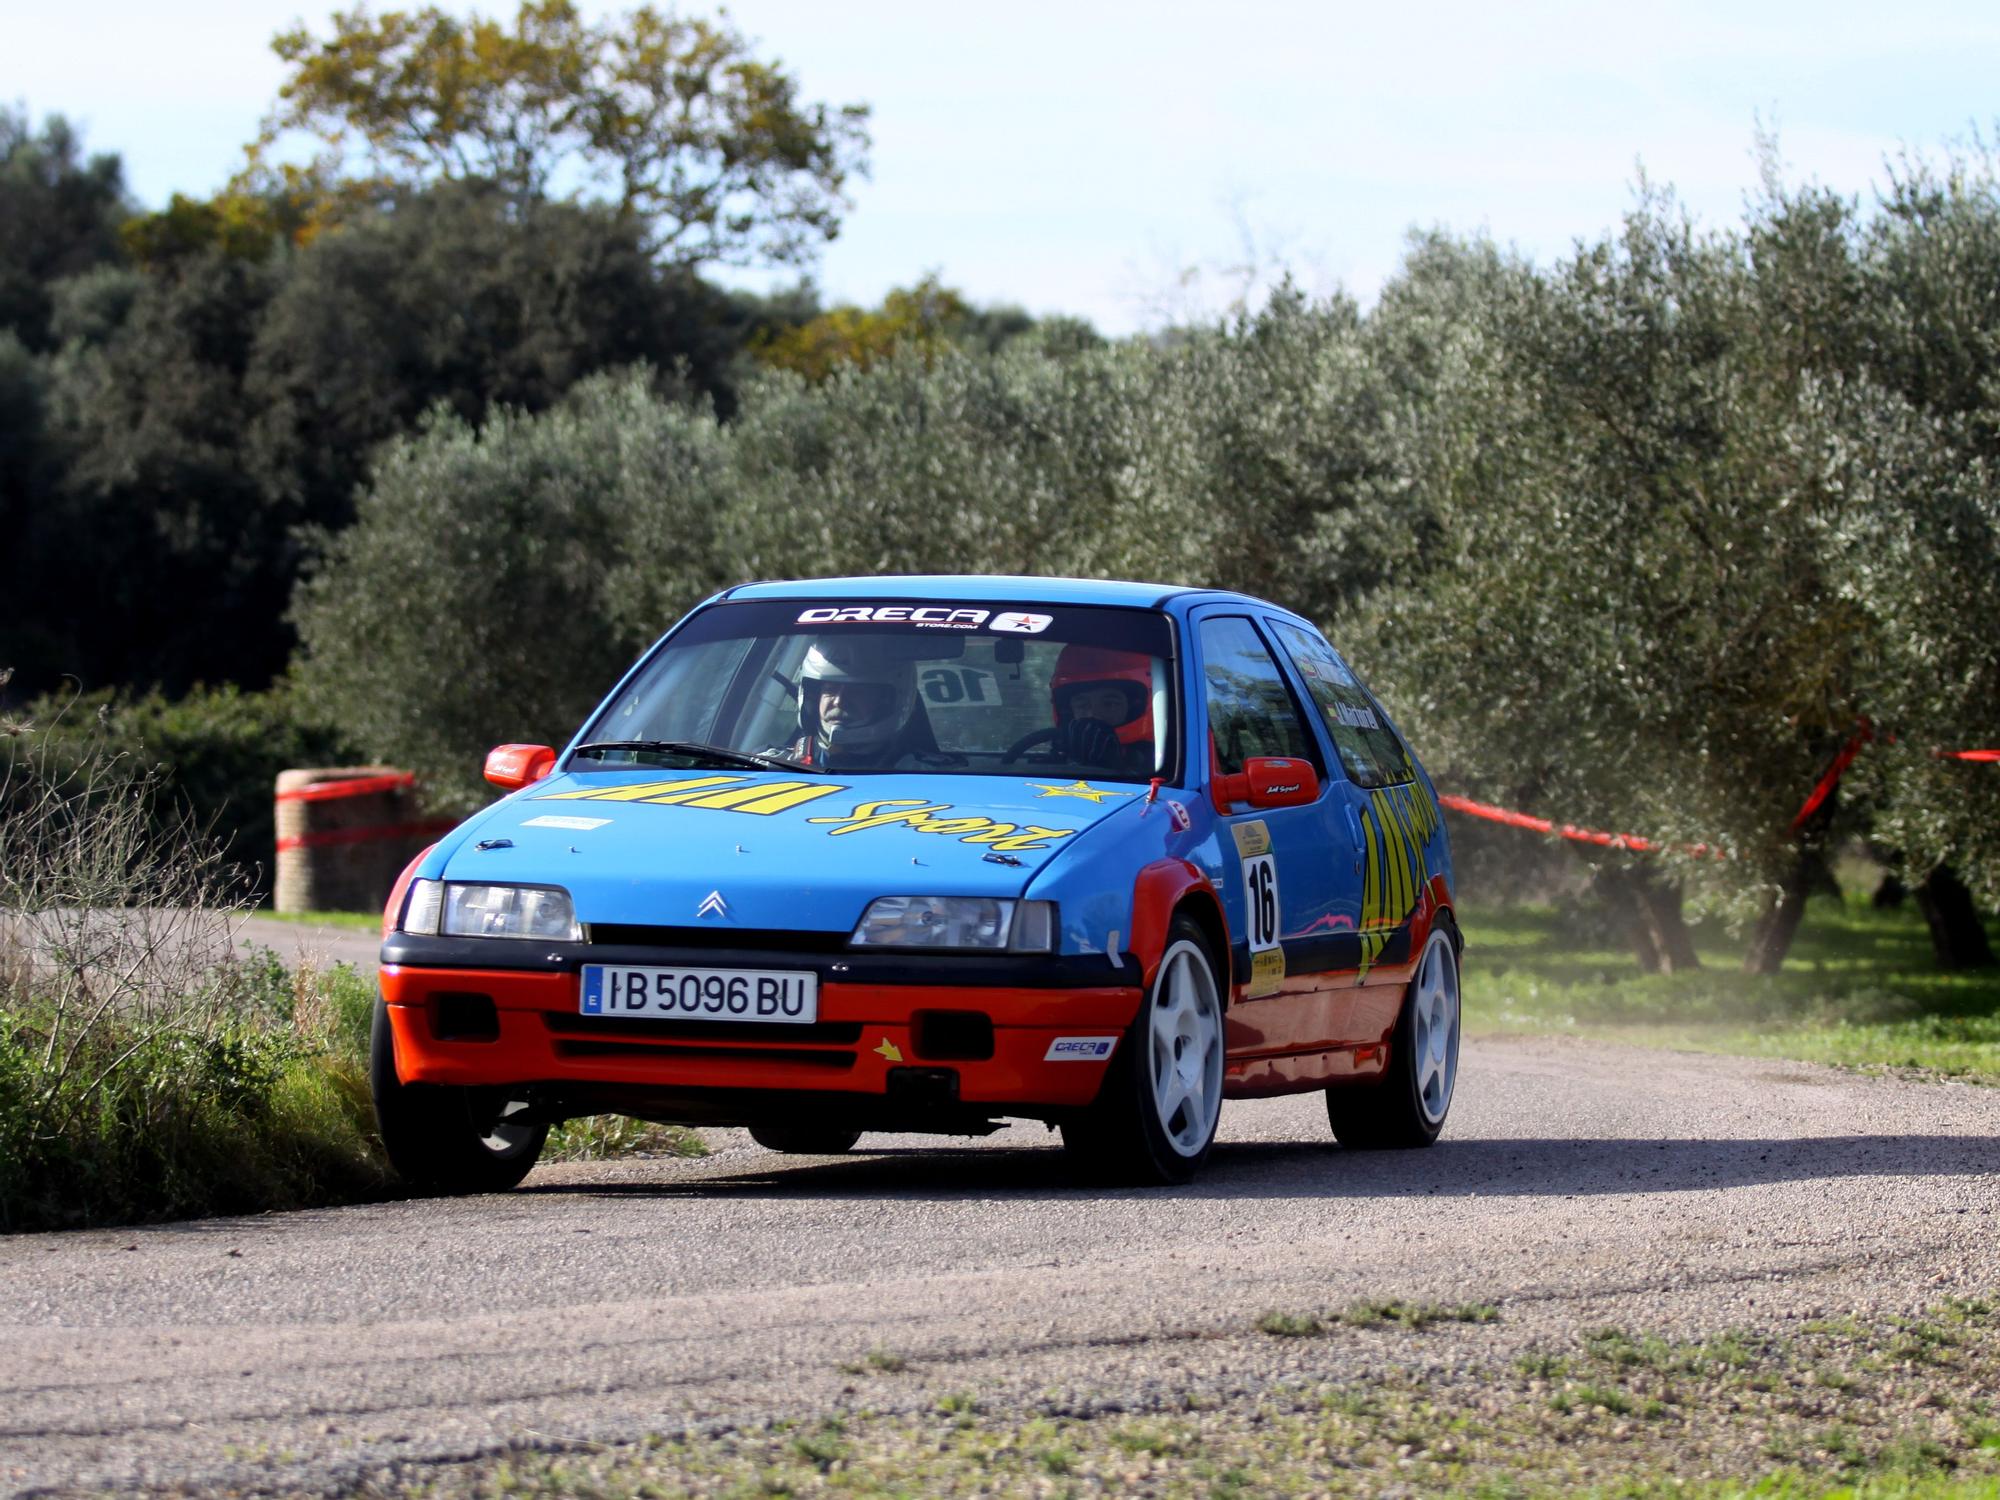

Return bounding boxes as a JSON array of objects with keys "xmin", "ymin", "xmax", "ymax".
[{"xmin": 1028, "ymin": 780, "xmax": 1131, "ymax": 803}]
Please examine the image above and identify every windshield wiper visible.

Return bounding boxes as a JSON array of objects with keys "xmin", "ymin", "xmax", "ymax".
[{"xmin": 570, "ymin": 740, "xmax": 818, "ymax": 774}]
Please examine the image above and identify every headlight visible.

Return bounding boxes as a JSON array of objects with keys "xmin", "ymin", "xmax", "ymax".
[
  {"xmin": 408, "ymin": 882, "xmax": 581, "ymax": 941},
  {"xmin": 402, "ymin": 878, "xmax": 445, "ymax": 935},
  {"xmin": 850, "ymin": 897, "xmax": 1057, "ymax": 952}
]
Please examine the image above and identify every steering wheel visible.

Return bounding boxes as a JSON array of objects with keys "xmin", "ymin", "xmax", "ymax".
[{"xmin": 1000, "ymin": 726, "xmax": 1060, "ymax": 763}]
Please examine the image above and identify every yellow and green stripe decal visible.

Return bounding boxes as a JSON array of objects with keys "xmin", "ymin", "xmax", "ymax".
[
  {"xmin": 1357, "ymin": 783, "xmax": 1443, "ymax": 977},
  {"xmin": 537, "ymin": 776, "xmax": 846, "ymax": 815}
]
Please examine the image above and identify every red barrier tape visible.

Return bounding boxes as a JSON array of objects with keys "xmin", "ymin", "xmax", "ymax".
[
  {"xmin": 1436, "ymin": 794, "xmax": 1724, "ymax": 859},
  {"xmin": 275, "ymin": 772, "xmax": 419, "ymax": 804},
  {"xmin": 1789, "ymin": 719, "xmax": 1875, "ymax": 833},
  {"xmin": 276, "ymin": 818, "xmax": 458, "ymax": 853},
  {"xmin": 1443, "ymin": 726, "xmax": 1997, "ymax": 863}
]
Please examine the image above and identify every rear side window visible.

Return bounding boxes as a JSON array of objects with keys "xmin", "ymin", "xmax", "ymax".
[
  {"xmin": 1270, "ymin": 621, "xmax": 1414, "ymax": 789},
  {"xmin": 1198, "ymin": 616, "xmax": 1321, "ymax": 774}
]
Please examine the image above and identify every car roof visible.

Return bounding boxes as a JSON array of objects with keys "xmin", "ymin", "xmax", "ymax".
[{"xmin": 721, "ymin": 574, "xmax": 1289, "ymax": 614}]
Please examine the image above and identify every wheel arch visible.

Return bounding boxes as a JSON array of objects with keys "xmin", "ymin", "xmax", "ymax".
[
  {"xmin": 1129, "ymin": 857, "xmax": 1230, "ymax": 998},
  {"xmin": 1419, "ymin": 873, "xmax": 1462, "ymax": 958}
]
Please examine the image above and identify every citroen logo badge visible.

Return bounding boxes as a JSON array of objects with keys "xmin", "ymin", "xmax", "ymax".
[{"xmin": 695, "ymin": 890, "xmax": 729, "ymax": 919}]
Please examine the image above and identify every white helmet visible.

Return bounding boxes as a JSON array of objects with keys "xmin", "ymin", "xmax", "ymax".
[{"xmin": 798, "ymin": 639, "xmax": 918, "ymax": 759}]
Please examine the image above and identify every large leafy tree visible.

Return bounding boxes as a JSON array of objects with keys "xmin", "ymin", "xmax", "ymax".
[
  {"xmin": 253, "ymin": 1, "xmax": 870, "ymax": 268},
  {"xmin": 34, "ymin": 250, "xmax": 287, "ymax": 693},
  {"xmin": 1349, "ymin": 188, "xmax": 1933, "ymax": 973},
  {"xmin": 0, "ymin": 109, "xmax": 129, "ymax": 353},
  {"xmin": 1836, "ymin": 149, "xmax": 2000, "ymax": 955},
  {"xmin": 290, "ymin": 372, "xmax": 734, "ymax": 808},
  {"xmin": 246, "ymin": 180, "xmax": 750, "ymax": 536}
]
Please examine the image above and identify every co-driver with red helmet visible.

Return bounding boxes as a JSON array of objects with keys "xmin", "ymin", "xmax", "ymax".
[{"xmin": 1048, "ymin": 643, "xmax": 1156, "ymax": 774}]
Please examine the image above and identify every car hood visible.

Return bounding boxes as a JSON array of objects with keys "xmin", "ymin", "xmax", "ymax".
[{"xmin": 437, "ymin": 767, "xmax": 1148, "ymax": 932}]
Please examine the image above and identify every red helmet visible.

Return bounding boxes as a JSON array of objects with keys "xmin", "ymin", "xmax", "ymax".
[{"xmin": 1050, "ymin": 644, "xmax": 1156, "ymax": 748}]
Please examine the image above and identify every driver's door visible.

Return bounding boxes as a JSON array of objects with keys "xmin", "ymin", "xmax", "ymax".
[{"xmin": 1193, "ymin": 612, "xmax": 1369, "ymax": 1074}]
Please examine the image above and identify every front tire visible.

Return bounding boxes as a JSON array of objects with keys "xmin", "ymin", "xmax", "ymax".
[
  {"xmin": 749, "ymin": 1125, "xmax": 863, "ymax": 1155},
  {"xmin": 1327, "ymin": 916, "xmax": 1461, "ymax": 1149},
  {"xmin": 1062, "ymin": 917, "xmax": 1226, "ymax": 1185},
  {"xmin": 369, "ymin": 1000, "xmax": 548, "ymax": 1193}
]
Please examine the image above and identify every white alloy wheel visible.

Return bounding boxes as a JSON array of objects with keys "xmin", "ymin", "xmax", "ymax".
[
  {"xmin": 1149, "ymin": 938, "xmax": 1225, "ymax": 1156},
  {"xmin": 1410, "ymin": 928, "xmax": 1461, "ymax": 1126},
  {"xmin": 477, "ymin": 1098, "xmax": 543, "ymax": 1159}
]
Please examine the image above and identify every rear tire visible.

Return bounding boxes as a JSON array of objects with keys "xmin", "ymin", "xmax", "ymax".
[
  {"xmin": 1062, "ymin": 916, "xmax": 1225, "ymax": 1185},
  {"xmin": 749, "ymin": 1125, "xmax": 863, "ymax": 1155},
  {"xmin": 1327, "ymin": 915, "xmax": 1461, "ymax": 1149},
  {"xmin": 370, "ymin": 1000, "xmax": 547, "ymax": 1193}
]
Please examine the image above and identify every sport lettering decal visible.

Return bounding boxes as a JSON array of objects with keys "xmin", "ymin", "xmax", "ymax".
[
  {"xmin": 1357, "ymin": 783, "xmax": 1444, "ymax": 977},
  {"xmin": 806, "ymin": 798, "xmax": 1078, "ymax": 852},
  {"xmin": 536, "ymin": 775, "xmax": 846, "ymax": 815}
]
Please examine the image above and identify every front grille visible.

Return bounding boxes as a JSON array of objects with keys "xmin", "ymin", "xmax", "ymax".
[
  {"xmin": 586, "ymin": 924, "xmax": 850, "ymax": 953},
  {"xmin": 552, "ymin": 1039, "xmax": 857, "ymax": 1069},
  {"xmin": 544, "ymin": 1012, "xmax": 862, "ymax": 1045}
]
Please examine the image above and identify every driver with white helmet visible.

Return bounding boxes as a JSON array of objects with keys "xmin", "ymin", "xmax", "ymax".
[{"xmin": 777, "ymin": 637, "xmax": 927, "ymax": 769}]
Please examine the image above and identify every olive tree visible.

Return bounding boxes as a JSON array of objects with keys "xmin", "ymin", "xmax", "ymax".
[
  {"xmin": 290, "ymin": 371, "xmax": 732, "ymax": 809},
  {"xmin": 1349, "ymin": 189, "xmax": 1914, "ymax": 973}
]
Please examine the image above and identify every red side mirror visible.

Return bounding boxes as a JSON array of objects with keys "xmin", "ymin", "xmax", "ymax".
[
  {"xmin": 1243, "ymin": 757, "xmax": 1319, "ymax": 808},
  {"xmin": 1209, "ymin": 755, "xmax": 1320, "ymax": 812},
  {"xmin": 484, "ymin": 743, "xmax": 556, "ymax": 790}
]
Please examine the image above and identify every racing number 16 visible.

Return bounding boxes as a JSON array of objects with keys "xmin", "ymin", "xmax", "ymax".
[{"xmin": 1243, "ymin": 853, "xmax": 1279, "ymax": 952}]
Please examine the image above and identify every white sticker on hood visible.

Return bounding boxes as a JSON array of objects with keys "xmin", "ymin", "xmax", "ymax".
[{"xmin": 522, "ymin": 815, "xmax": 613, "ymax": 831}]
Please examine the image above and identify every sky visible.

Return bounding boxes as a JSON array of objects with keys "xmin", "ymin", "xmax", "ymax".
[{"xmin": 7, "ymin": 0, "xmax": 1999, "ymax": 334}]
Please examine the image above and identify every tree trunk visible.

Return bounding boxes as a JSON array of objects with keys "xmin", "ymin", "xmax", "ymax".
[
  {"xmin": 1637, "ymin": 877, "xmax": 1702, "ymax": 973},
  {"xmin": 1743, "ymin": 851, "xmax": 1818, "ymax": 975},
  {"xmin": 1913, "ymin": 865, "xmax": 1996, "ymax": 970},
  {"xmin": 1596, "ymin": 868, "xmax": 1699, "ymax": 974}
]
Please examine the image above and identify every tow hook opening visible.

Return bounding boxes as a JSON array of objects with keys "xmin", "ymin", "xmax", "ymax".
[
  {"xmin": 885, "ymin": 1066, "xmax": 960, "ymax": 1105},
  {"xmin": 429, "ymin": 991, "xmax": 500, "ymax": 1042},
  {"xmin": 912, "ymin": 1010, "xmax": 995, "ymax": 1061}
]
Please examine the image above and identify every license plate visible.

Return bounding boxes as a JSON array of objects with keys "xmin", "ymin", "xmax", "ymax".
[{"xmin": 580, "ymin": 965, "xmax": 818, "ymax": 1024}]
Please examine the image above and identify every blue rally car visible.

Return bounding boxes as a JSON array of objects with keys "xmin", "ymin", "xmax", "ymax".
[{"xmin": 372, "ymin": 576, "xmax": 1462, "ymax": 1187}]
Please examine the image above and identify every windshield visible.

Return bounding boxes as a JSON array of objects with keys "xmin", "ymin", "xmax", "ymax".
[{"xmin": 573, "ymin": 598, "xmax": 1179, "ymax": 781}]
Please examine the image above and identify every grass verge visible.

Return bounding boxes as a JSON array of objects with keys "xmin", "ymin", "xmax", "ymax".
[
  {"xmin": 0, "ymin": 951, "xmax": 393, "ymax": 1231},
  {"xmin": 246, "ymin": 909, "xmax": 386, "ymax": 931},
  {"xmin": 361, "ymin": 1298, "xmax": 2000, "ymax": 1498},
  {"xmin": 1, "ymin": 949, "xmax": 703, "ymax": 1232},
  {"xmin": 1461, "ymin": 893, "xmax": 2000, "ymax": 1083}
]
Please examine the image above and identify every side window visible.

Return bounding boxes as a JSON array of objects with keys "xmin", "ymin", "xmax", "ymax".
[
  {"xmin": 1270, "ymin": 621, "xmax": 1414, "ymax": 789},
  {"xmin": 1198, "ymin": 617, "xmax": 1320, "ymax": 775}
]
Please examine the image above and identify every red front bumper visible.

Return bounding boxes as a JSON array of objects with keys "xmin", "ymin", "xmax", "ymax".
[{"xmin": 380, "ymin": 965, "xmax": 1141, "ymax": 1110}]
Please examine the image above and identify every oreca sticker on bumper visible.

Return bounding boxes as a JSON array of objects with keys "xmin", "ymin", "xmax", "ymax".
[{"xmin": 1045, "ymin": 1036, "xmax": 1118, "ymax": 1061}]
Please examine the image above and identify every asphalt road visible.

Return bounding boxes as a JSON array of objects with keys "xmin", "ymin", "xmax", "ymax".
[{"xmin": 4, "ymin": 1037, "xmax": 1997, "ymax": 1496}]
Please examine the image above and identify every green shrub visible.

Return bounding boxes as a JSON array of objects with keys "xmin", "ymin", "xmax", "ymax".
[
  {"xmin": 0, "ymin": 952, "xmax": 392, "ymax": 1232},
  {"xmin": 0, "ymin": 718, "xmax": 387, "ymax": 1231},
  {"xmin": 4, "ymin": 683, "xmax": 353, "ymax": 897}
]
